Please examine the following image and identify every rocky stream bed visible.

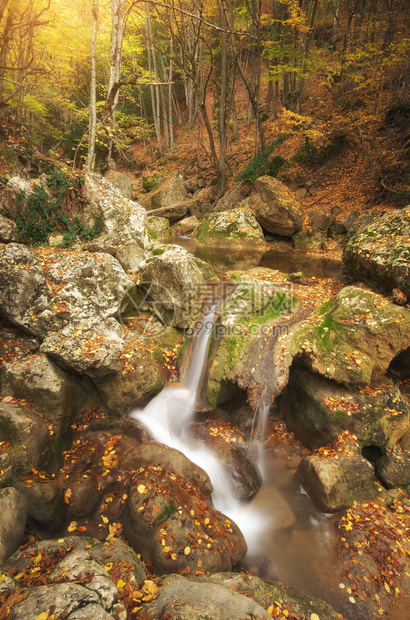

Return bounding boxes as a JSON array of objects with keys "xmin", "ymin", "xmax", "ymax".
[{"xmin": 0, "ymin": 172, "xmax": 409, "ymax": 620}]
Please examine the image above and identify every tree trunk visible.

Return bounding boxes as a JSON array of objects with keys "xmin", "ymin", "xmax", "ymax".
[{"xmin": 87, "ymin": 0, "xmax": 99, "ymax": 171}]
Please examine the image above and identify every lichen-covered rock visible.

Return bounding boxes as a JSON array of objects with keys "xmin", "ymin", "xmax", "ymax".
[
  {"xmin": 284, "ymin": 368, "xmax": 409, "ymax": 451},
  {"xmin": 0, "ymin": 243, "xmax": 134, "ymax": 339},
  {"xmin": 0, "ymin": 353, "xmax": 83, "ymax": 436},
  {"xmin": 292, "ymin": 209, "xmax": 334, "ymax": 250},
  {"xmin": 137, "ymin": 244, "xmax": 217, "ymax": 329},
  {"xmin": 0, "ymin": 326, "xmax": 39, "ymax": 370},
  {"xmin": 2, "ymin": 536, "xmax": 146, "ymax": 619},
  {"xmin": 141, "ymin": 175, "xmax": 188, "ymax": 211},
  {"xmin": 297, "ymin": 451, "xmax": 375, "ymax": 512},
  {"xmin": 123, "ymin": 464, "xmax": 247, "ymax": 573},
  {"xmin": 195, "ymin": 207, "xmax": 267, "ymax": 249},
  {"xmin": 376, "ymin": 445, "xmax": 410, "ymax": 488},
  {"xmin": 0, "ymin": 401, "xmax": 51, "ymax": 487},
  {"xmin": 343, "ymin": 206, "xmax": 410, "ymax": 296},
  {"xmin": 0, "ymin": 487, "xmax": 27, "ymax": 564},
  {"xmin": 82, "ymin": 172, "xmax": 148, "ymax": 252},
  {"xmin": 247, "ymin": 176, "xmax": 304, "ymax": 236},
  {"xmin": 294, "ymin": 286, "xmax": 410, "ymax": 384},
  {"xmin": 204, "ymin": 274, "xmax": 299, "ymax": 408},
  {"xmin": 1, "ymin": 176, "xmax": 33, "ymax": 219},
  {"xmin": 40, "ymin": 319, "xmax": 124, "ymax": 379},
  {"xmin": 0, "ymin": 243, "xmax": 52, "ymax": 337},
  {"xmin": 0, "ymin": 214, "xmax": 17, "ymax": 242}
]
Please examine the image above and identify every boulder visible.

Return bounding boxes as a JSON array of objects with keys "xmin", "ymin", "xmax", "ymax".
[
  {"xmin": 119, "ymin": 442, "xmax": 213, "ymax": 498},
  {"xmin": 297, "ymin": 450, "xmax": 375, "ymax": 512},
  {"xmin": 1, "ymin": 176, "xmax": 33, "ymax": 219},
  {"xmin": 284, "ymin": 368, "xmax": 409, "ymax": 451},
  {"xmin": 0, "ymin": 353, "xmax": 83, "ymax": 436},
  {"xmin": 82, "ymin": 172, "xmax": 148, "ymax": 252},
  {"xmin": 136, "ymin": 244, "xmax": 217, "ymax": 329},
  {"xmin": 212, "ymin": 185, "xmax": 246, "ymax": 213},
  {"xmin": 0, "ymin": 243, "xmax": 52, "ymax": 338},
  {"xmin": 193, "ymin": 573, "xmax": 341, "ymax": 620},
  {"xmin": 146, "ymin": 215, "xmax": 170, "ymax": 240},
  {"xmin": 376, "ymin": 445, "xmax": 410, "ymax": 488},
  {"xmin": 247, "ymin": 176, "xmax": 304, "ymax": 236},
  {"xmin": 13, "ymin": 475, "xmax": 65, "ymax": 531},
  {"xmin": 0, "ymin": 243, "xmax": 134, "ymax": 339},
  {"xmin": 204, "ymin": 273, "xmax": 299, "ymax": 408},
  {"xmin": 0, "ymin": 214, "xmax": 17, "ymax": 243},
  {"xmin": 114, "ymin": 241, "xmax": 145, "ymax": 275},
  {"xmin": 343, "ymin": 206, "xmax": 410, "ymax": 296},
  {"xmin": 0, "ymin": 401, "xmax": 51, "ymax": 486},
  {"xmin": 189, "ymin": 186, "xmax": 219, "ymax": 218},
  {"xmin": 138, "ymin": 573, "xmax": 273, "ymax": 619},
  {"xmin": 294, "ymin": 285, "xmax": 410, "ymax": 384},
  {"xmin": 0, "ymin": 487, "xmax": 27, "ymax": 564},
  {"xmin": 195, "ymin": 207, "xmax": 268, "ymax": 250},
  {"xmin": 0, "ymin": 326, "xmax": 39, "ymax": 369},
  {"xmin": 292, "ymin": 209, "xmax": 335, "ymax": 249},
  {"xmin": 141, "ymin": 175, "xmax": 188, "ymax": 211},
  {"xmin": 40, "ymin": 319, "xmax": 124, "ymax": 379},
  {"xmin": 123, "ymin": 464, "xmax": 247, "ymax": 573}
]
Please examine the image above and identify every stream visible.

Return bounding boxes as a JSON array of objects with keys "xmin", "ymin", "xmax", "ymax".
[{"xmin": 131, "ymin": 240, "xmax": 353, "ymax": 618}]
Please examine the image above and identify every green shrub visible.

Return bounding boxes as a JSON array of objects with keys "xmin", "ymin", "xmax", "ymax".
[
  {"xmin": 235, "ymin": 134, "xmax": 291, "ymax": 184},
  {"xmin": 13, "ymin": 171, "xmax": 103, "ymax": 246},
  {"xmin": 292, "ymin": 131, "xmax": 349, "ymax": 167}
]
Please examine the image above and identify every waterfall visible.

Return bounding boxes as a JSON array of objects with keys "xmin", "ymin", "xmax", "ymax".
[{"xmin": 130, "ymin": 306, "xmax": 268, "ymax": 552}]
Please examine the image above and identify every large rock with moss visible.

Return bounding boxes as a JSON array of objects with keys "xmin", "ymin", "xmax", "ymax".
[
  {"xmin": 204, "ymin": 273, "xmax": 299, "ymax": 408},
  {"xmin": 247, "ymin": 176, "xmax": 303, "ymax": 236},
  {"xmin": 146, "ymin": 215, "xmax": 170, "ymax": 241},
  {"xmin": 82, "ymin": 172, "xmax": 148, "ymax": 253},
  {"xmin": 343, "ymin": 206, "xmax": 410, "ymax": 296},
  {"xmin": 294, "ymin": 286, "xmax": 410, "ymax": 384},
  {"xmin": 136, "ymin": 244, "xmax": 217, "ymax": 329},
  {"xmin": 284, "ymin": 368, "xmax": 409, "ymax": 451},
  {"xmin": 195, "ymin": 207, "xmax": 267, "ymax": 250}
]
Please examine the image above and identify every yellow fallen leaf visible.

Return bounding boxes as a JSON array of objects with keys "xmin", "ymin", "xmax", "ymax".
[
  {"xmin": 163, "ymin": 546, "xmax": 172, "ymax": 553},
  {"xmin": 137, "ymin": 484, "xmax": 147, "ymax": 494},
  {"xmin": 104, "ymin": 562, "xmax": 113, "ymax": 571},
  {"xmin": 117, "ymin": 579, "xmax": 126, "ymax": 589},
  {"xmin": 184, "ymin": 546, "xmax": 191, "ymax": 555},
  {"xmin": 349, "ymin": 597, "xmax": 356, "ymax": 604},
  {"xmin": 311, "ymin": 614, "xmax": 320, "ymax": 620},
  {"xmin": 34, "ymin": 614, "xmax": 50, "ymax": 620},
  {"xmin": 67, "ymin": 521, "xmax": 77, "ymax": 532}
]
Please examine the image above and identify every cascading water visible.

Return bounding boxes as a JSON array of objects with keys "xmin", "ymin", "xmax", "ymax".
[{"xmin": 130, "ymin": 305, "xmax": 268, "ymax": 552}]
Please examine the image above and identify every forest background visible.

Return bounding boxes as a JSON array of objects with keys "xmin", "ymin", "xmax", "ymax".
[{"xmin": 0, "ymin": 0, "xmax": 409, "ymax": 210}]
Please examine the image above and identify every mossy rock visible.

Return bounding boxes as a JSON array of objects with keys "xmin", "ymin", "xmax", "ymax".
[
  {"xmin": 204, "ymin": 275, "xmax": 299, "ymax": 408},
  {"xmin": 343, "ymin": 206, "xmax": 410, "ymax": 296},
  {"xmin": 195, "ymin": 207, "xmax": 267, "ymax": 250},
  {"xmin": 293, "ymin": 285, "xmax": 410, "ymax": 384}
]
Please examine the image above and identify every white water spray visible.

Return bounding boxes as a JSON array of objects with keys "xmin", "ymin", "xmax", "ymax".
[{"xmin": 130, "ymin": 306, "xmax": 268, "ymax": 552}]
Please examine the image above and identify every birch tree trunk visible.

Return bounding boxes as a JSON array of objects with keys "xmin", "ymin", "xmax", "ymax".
[{"xmin": 87, "ymin": 0, "xmax": 99, "ymax": 171}]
